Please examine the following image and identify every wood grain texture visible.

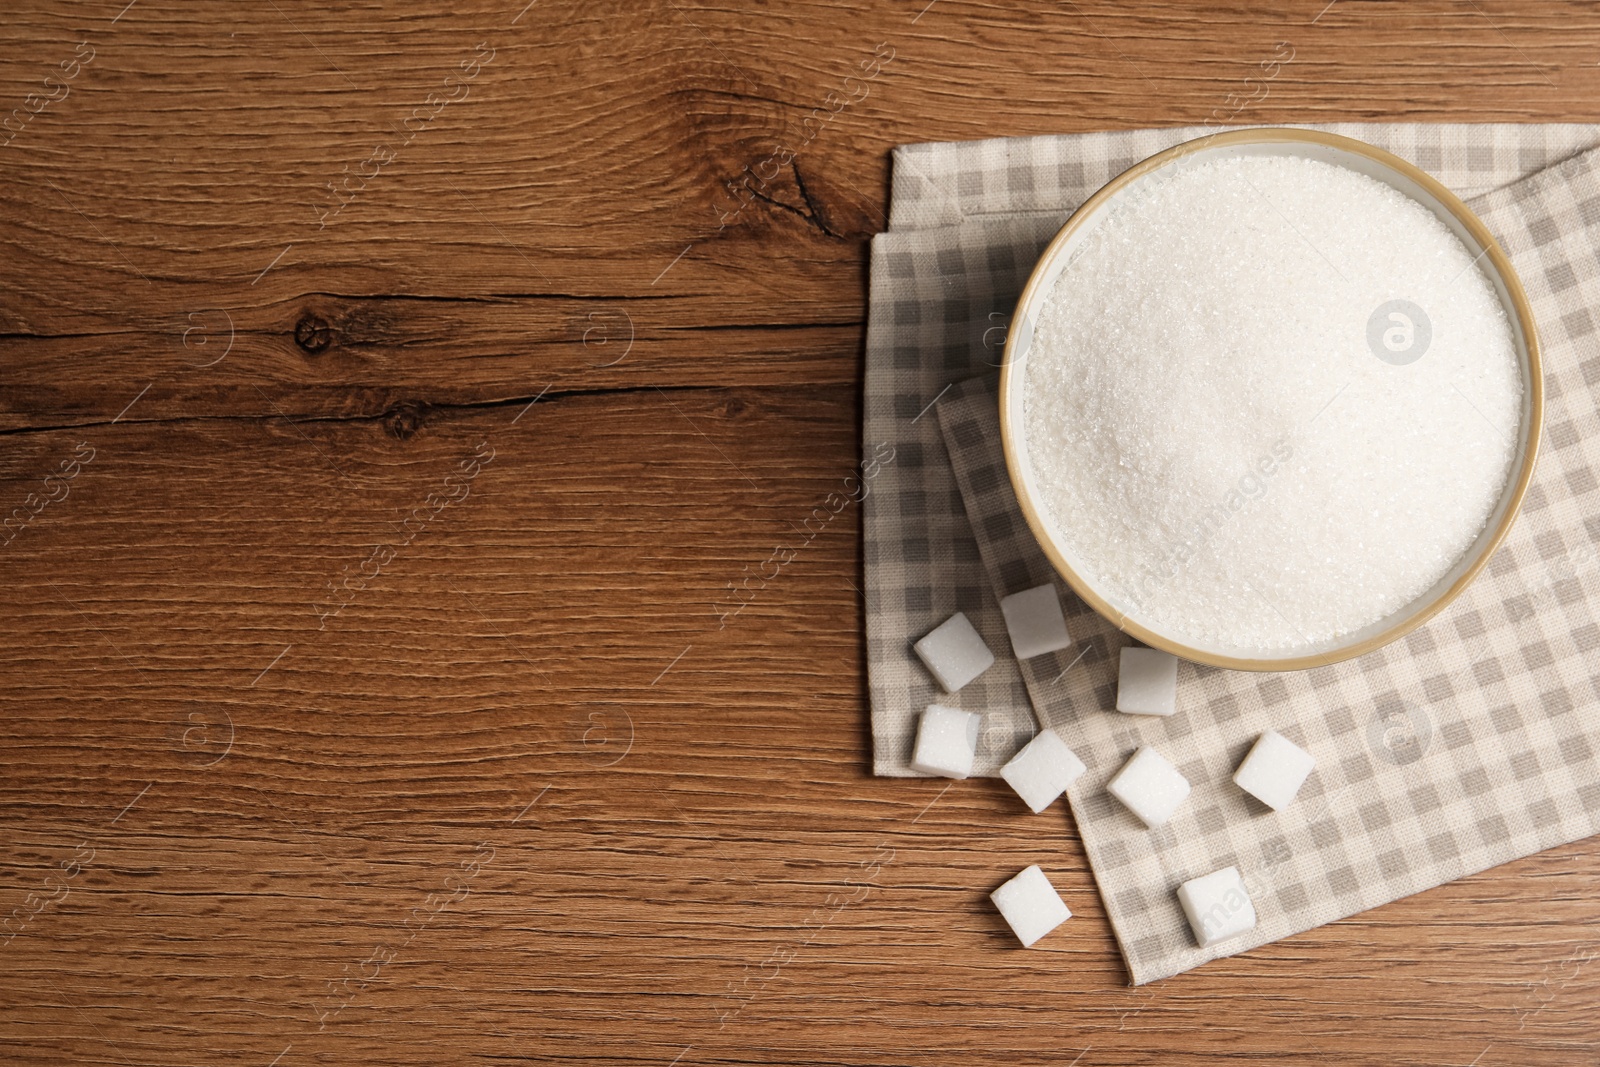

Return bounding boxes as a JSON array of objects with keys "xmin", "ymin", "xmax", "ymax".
[{"xmin": 2, "ymin": 1, "xmax": 1599, "ymax": 1064}]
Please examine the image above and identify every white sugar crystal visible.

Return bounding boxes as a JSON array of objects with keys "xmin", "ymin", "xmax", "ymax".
[
  {"xmin": 990, "ymin": 864, "xmax": 1071, "ymax": 947},
  {"xmin": 1233, "ymin": 729, "xmax": 1316, "ymax": 810},
  {"xmin": 1000, "ymin": 584, "xmax": 1073, "ymax": 659},
  {"xmin": 1106, "ymin": 746, "xmax": 1190, "ymax": 828},
  {"xmin": 1177, "ymin": 866, "xmax": 1257, "ymax": 948},
  {"xmin": 1024, "ymin": 153, "xmax": 1522, "ymax": 654},
  {"xmin": 1000, "ymin": 728, "xmax": 1087, "ymax": 813},
  {"xmin": 1116, "ymin": 646, "xmax": 1178, "ymax": 716},
  {"xmin": 913, "ymin": 612, "xmax": 995, "ymax": 693},
  {"xmin": 910, "ymin": 704, "xmax": 981, "ymax": 779}
]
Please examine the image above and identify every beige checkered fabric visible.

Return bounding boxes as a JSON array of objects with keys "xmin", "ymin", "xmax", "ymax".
[{"xmin": 864, "ymin": 124, "xmax": 1600, "ymax": 982}]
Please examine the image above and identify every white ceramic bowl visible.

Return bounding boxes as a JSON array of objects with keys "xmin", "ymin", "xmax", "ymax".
[{"xmin": 999, "ymin": 128, "xmax": 1543, "ymax": 671}]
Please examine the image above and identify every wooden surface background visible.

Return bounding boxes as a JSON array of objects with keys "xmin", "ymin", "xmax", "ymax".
[{"xmin": 2, "ymin": 1, "xmax": 1598, "ymax": 1064}]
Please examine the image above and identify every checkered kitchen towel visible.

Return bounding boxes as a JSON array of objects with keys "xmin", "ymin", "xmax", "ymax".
[{"xmin": 864, "ymin": 124, "xmax": 1600, "ymax": 982}]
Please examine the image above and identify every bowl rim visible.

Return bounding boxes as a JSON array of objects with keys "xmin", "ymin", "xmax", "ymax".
[{"xmin": 998, "ymin": 126, "xmax": 1544, "ymax": 672}]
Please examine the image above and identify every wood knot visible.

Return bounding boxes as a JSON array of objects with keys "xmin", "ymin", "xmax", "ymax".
[
  {"xmin": 384, "ymin": 401, "xmax": 428, "ymax": 440},
  {"xmin": 294, "ymin": 313, "xmax": 334, "ymax": 354}
]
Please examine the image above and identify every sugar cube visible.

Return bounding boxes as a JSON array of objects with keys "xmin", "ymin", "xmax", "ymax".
[
  {"xmin": 1177, "ymin": 866, "xmax": 1257, "ymax": 947},
  {"xmin": 999, "ymin": 584, "xmax": 1073, "ymax": 659},
  {"xmin": 1106, "ymin": 746, "xmax": 1191, "ymax": 828},
  {"xmin": 1000, "ymin": 728, "xmax": 1087, "ymax": 813},
  {"xmin": 990, "ymin": 864, "xmax": 1071, "ymax": 947},
  {"xmin": 1116, "ymin": 646, "xmax": 1179, "ymax": 716},
  {"xmin": 1233, "ymin": 729, "xmax": 1316, "ymax": 810},
  {"xmin": 913, "ymin": 612, "xmax": 995, "ymax": 693},
  {"xmin": 910, "ymin": 704, "xmax": 981, "ymax": 779}
]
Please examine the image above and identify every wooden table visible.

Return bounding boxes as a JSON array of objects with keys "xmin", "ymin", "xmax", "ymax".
[{"xmin": 2, "ymin": 1, "xmax": 1597, "ymax": 1063}]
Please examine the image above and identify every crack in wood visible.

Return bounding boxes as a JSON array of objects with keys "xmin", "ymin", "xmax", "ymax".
[
  {"xmin": 0, "ymin": 382, "xmax": 735, "ymax": 438},
  {"xmin": 792, "ymin": 161, "xmax": 844, "ymax": 240}
]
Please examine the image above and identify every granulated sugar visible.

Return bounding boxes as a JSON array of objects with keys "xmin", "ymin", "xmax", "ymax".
[{"xmin": 1024, "ymin": 153, "xmax": 1523, "ymax": 653}]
